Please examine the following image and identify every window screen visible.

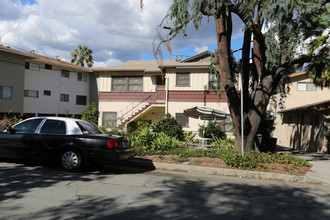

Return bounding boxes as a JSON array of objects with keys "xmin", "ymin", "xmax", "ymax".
[
  {"xmin": 176, "ymin": 113, "xmax": 189, "ymax": 127},
  {"xmin": 176, "ymin": 73, "xmax": 190, "ymax": 86}
]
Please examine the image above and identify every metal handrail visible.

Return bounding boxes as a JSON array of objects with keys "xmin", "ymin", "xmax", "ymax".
[{"xmin": 117, "ymin": 94, "xmax": 152, "ymax": 125}]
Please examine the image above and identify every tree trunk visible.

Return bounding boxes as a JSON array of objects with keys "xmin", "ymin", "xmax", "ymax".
[{"xmin": 215, "ymin": 10, "xmax": 272, "ymax": 153}]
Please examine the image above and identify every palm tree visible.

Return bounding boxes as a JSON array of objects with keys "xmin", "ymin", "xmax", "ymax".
[{"xmin": 71, "ymin": 45, "xmax": 94, "ymax": 67}]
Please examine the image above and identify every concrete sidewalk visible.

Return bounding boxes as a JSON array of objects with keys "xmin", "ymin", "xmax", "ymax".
[{"xmin": 291, "ymin": 151, "xmax": 330, "ymax": 185}]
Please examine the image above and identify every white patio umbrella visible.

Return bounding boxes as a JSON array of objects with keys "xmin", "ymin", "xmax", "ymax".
[
  {"xmin": 183, "ymin": 106, "xmax": 226, "ymax": 120},
  {"xmin": 183, "ymin": 106, "xmax": 226, "ymax": 139}
]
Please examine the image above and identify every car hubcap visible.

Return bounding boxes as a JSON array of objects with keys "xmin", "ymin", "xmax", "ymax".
[{"xmin": 62, "ymin": 151, "xmax": 78, "ymax": 169}]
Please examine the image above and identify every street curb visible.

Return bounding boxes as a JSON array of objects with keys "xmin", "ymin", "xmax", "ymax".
[{"xmin": 125, "ymin": 159, "xmax": 323, "ymax": 185}]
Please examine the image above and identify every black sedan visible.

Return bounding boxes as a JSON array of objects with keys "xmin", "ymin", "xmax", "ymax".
[{"xmin": 0, "ymin": 117, "xmax": 133, "ymax": 171}]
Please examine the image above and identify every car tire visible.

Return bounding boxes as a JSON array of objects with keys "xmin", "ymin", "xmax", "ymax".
[{"xmin": 59, "ymin": 149, "xmax": 82, "ymax": 171}]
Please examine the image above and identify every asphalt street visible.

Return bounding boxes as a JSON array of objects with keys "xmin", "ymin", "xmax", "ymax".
[{"xmin": 0, "ymin": 161, "xmax": 330, "ymax": 220}]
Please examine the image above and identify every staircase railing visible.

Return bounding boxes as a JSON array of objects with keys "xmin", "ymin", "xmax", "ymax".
[{"xmin": 117, "ymin": 95, "xmax": 152, "ymax": 126}]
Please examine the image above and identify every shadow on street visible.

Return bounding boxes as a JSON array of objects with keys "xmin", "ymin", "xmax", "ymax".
[{"xmin": 1, "ymin": 158, "xmax": 329, "ymax": 219}]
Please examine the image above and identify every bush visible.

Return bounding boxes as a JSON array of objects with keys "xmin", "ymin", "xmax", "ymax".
[
  {"xmin": 81, "ymin": 102, "xmax": 99, "ymax": 125},
  {"xmin": 198, "ymin": 121, "xmax": 226, "ymax": 139},
  {"xmin": 129, "ymin": 118, "xmax": 185, "ymax": 155},
  {"xmin": 152, "ymin": 114, "xmax": 184, "ymax": 141}
]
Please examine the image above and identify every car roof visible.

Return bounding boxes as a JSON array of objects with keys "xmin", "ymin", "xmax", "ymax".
[
  {"xmin": 20, "ymin": 117, "xmax": 88, "ymax": 135},
  {"xmin": 26, "ymin": 116, "xmax": 84, "ymax": 123}
]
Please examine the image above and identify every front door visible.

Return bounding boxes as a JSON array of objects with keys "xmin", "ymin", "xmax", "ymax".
[{"xmin": 156, "ymin": 75, "xmax": 166, "ymax": 102}]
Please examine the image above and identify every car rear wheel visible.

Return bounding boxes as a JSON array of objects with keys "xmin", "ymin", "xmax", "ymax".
[{"xmin": 60, "ymin": 149, "xmax": 81, "ymax": 171}]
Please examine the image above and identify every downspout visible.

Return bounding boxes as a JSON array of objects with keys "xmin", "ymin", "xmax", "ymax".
[{"xmin": 165, "ymin": 75, "xmax": 169, "ymax": 114}]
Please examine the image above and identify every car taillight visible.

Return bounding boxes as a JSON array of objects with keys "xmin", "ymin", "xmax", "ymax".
[{"xmin": 107, "ymin": 139, "xmax": 118, "ymax": 148}]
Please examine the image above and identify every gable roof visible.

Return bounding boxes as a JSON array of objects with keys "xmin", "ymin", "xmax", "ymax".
[
  {"xmin": 93, "ymin": 51, "xmax": 212, "ymax": 74},
  {"xmin": 0, "ymin": 45, "xmax": 39, "ymax": 59},
  {"xmin": 93, "ymin": 60, "xmax": 177, "ymax": 73},
  {"xmin": 279, "ymin": 100, "xmax": 330, "ymax": 113},
  {"xmin": 0, "ymin": 45, "xmax": 90, "ymax": 72},
  {"xmin": 180, "ymin": 51, "xmax": 212, "ymax": 63}
]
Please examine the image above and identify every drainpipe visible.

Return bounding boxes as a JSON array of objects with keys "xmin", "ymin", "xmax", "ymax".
[{"xmin": 165, "ymin": 75, "xmax": 169, "ymax": 114}]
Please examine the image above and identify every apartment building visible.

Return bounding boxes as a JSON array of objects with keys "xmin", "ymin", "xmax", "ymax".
[
  {"xmin": 273, "ymin": 71, "xmax": 330, "ymax": 153},
  {"xmin": 94, "ymin": 51, "xmax": 232, "ymax": 134},
  {"xmin": 0, "ymin": 45, "xmax": 97, "ymax": 118}
]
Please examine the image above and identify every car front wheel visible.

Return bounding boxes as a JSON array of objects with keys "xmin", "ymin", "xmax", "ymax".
[{"xmin": 60, "ymin": 149, "xmax": 81, "ymax": 171}]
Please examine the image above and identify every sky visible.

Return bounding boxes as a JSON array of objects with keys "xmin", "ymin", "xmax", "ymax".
[{"xmin": 0, "ymin": 0, "xmax": 245, "ymax": 67}]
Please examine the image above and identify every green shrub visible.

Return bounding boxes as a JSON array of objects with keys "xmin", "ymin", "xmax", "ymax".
[
  {"xmin": 152, "ymin": 114, "xmax": 184, "ymax": 141},
  {"xmin": 214, "ymin": 137, "xmax": 235, "ymax": 150},
  {"xmin": 198, "ymin": 121, "xmax": 226, "ymax": 139},
  {"xmin": 127, "ymin": 121, "xmax": 138, "ymax": 133},
  {"xmin": 81, "ymin": 102, "xmax": 99, "ymax": 125}
]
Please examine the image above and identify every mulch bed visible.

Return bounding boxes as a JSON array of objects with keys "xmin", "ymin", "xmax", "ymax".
[{"xmin": 141, "ymin": 155, "xmax": 312, "ymax": 175}]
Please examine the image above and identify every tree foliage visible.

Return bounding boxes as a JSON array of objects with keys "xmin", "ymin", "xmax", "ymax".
[
  {"xmin": 71, "ymin": 45, "xmax": 94, "ymax": 67},
  {"xmin": 154, "ymin": 0, "xmax": 329, "ymax": 152},
  {"xmin": 81, "ymin": 102, "xmax": 99, "ymax": 125}
]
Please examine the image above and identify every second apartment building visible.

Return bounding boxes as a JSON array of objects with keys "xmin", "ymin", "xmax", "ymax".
[{"xmin": 0, "ymin": 45, "xmax": 97, "ymax": 118}]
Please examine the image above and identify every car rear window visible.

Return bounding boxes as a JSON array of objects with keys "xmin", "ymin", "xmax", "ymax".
[
  {"xmin": 75, "ymin": 121, "xmax": 102, "ymax": 134},
  {"xmin": 40, "ymin": 119, "xmax": 66, "ymax": 134}
]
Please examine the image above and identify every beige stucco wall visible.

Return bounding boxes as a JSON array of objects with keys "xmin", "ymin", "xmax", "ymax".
[
  {"xmin": 97, "ymin": 69, "xmax": 211, "ymax": 93},
  {"xmin": 166, "ymin": 68, "xmax": 210, "ymax": 91},
  {"xmin": 273, "ymin": 74, "xmax": 330, "ymax": 152},
  {"xmin": 24, "ymin": 63, "xmax": 90, "ymax": 116},
  {"xmin": 167, "ymin": 101, "xmax": 230, "ymax": 133},
  {"xmin": 0, "ymin": 52, "xmax": 25, "ymax": 114},
  {"xmin": 283, "ymin": 75, "xmax": 330, "ymax": 109}
]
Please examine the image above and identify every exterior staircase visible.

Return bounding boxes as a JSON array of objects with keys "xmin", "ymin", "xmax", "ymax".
[{"xmin": 115, "ymin": 103, "xmax": 151, "ymax": 129}]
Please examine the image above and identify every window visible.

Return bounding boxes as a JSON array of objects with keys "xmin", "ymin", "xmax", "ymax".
[
  {"xmin": 102, "ymin": 112, "xmax": 117, "ymax": 128},
  {"xmin": 0, "ymin": 86, "xmax": 12, "ymax": 99},
  {"xmin": 40, "ymin": 119, "xmax": 66, "ymax": 134},
  {"xmin": 77, "ymin": 72, "xmax": 88, "ymax": 82},
  {"xmin": 25, "ymin": 62, "xmax": 40, "ymax": 71},
  {"xmin": 176, "ymin": 72, "xmax": 190, "ymax": 87},
  {"xmin": 60, "ymin": 94, "xmax": 69, "ymax": 102},
  {"xmin": 44, "ymin": 90, "xmax": 51, "ymax": 96},
  {"xmin": 176, "ymin": 113, "xmax": 189, "ymax": 127},
  {"xmin": 61, "ymin": 70, "xmax": 70, "ymax": 78},
  {"xmin": 297, "ymin": 82, "xmax": 317, "ymax": 91},
  {"xmin": 13, "ymin": 118, "xmax": 43, "ymax": 133},
  {"xmin": 76, "ymin": 95, "xmax": 87, "ymax": 105},
  {"xmin": 24, "ymin": 90, "xmax": 39, "ymax": 98},
  {"xmin": 45, "ymin": 64, "xmax": 52, "ymax": 70},
  {"xmin": 112, "ymin": 76, "xmax": 143, "ymax": 92},
  {"xmin": 76, "ymin": 121, "xmax": 102, "ymax": 134}
]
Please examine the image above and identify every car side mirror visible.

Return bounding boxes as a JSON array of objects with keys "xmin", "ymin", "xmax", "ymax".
[{"xmin": 4, "ymin": 125, "xmax": 15, "ymax": 134}]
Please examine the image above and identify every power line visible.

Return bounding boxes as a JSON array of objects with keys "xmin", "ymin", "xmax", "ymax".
[{"xmin": 0, "ymin": 40, "xmax": 31, "ymax": 54}]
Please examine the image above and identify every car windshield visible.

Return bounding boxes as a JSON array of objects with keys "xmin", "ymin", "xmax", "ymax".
[
  {"xmin": 75, "ymin": 121, "xmax": 102, "ymax": 134},
  {"xmin": 13, "ymin": 118, "xmax": 43, "ymax": 133}
]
